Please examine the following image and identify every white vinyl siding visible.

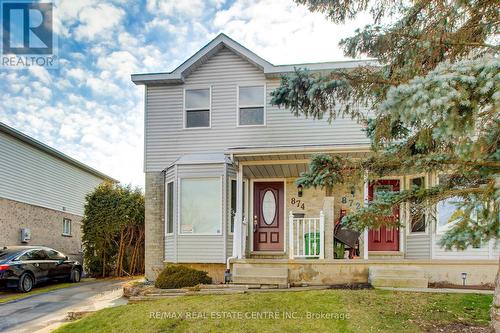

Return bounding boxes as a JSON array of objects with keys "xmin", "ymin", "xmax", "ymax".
[
  {"xmin": 0, "ymin": 131, "xmax": 105, "ymax": 216},
  {"xmin": 144, "ymin": 46, "xmax": 370, "ymax": 172}
]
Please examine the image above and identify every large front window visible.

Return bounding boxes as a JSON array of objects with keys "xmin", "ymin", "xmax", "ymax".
[{"xmin": 180, "ymin": 178, "xmax": 221, "ymax": 234}]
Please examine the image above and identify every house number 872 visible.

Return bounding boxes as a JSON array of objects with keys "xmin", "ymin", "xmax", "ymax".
[{"xmin": 291, "ymin": 197, "xmax": 305, "ymax": 210}]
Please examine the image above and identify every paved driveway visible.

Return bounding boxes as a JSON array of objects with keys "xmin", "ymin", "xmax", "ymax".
[{"xmin": 0, "ymin": 279, "xmax": 128, "ymax": 333}]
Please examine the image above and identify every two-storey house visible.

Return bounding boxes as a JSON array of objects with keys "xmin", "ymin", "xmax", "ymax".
[{"xmin": 132, "ymin": 34, "xmax": 499, "ymax": 288}]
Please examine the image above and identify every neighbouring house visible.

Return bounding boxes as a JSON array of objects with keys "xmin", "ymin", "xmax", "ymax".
[
  {"xmin": 132, "ymin": 34, "xmax": 499, "ymax": 287},
  {"xmin": 0, "ymin": 122, "xmax": 116, "ymax": 261}
]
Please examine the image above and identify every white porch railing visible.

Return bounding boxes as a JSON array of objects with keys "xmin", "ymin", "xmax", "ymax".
[{"xmin": 288, "ymin": 211, "xmax": 325, "ymax": 259}]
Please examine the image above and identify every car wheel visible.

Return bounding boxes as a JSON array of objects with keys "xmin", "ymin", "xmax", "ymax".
[
  {"xmin": 17, "ymin": 273, "xmax": 34, "ymax": 293},
  {"xmin": 70, "ymin": 268, "xmax": 81, "ymax": 283}
]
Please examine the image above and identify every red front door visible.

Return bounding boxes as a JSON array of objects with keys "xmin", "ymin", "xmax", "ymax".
[
  {"xmin": 368, "ymin": 179, "xmax": 400, "ymax": 251},
  {"xmin": 253, "ymin": 182, "xmax": 284, "ymax": 251}
]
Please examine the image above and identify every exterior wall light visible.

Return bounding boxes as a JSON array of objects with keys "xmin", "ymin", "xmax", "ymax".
[
  {"xmin": 297, "ymin": 184, "xmax": 303, "ymax": 197},
  {"xmin": 461, "ymin": 272, "xmax": 467, "ymax": 286}
]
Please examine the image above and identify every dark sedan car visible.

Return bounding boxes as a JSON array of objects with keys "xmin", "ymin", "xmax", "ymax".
[{"xmin": 0, "ymin": 246, "xmax": 83, "ymax": 292}]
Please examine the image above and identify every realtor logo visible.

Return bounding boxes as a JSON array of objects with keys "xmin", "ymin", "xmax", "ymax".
[{"xmin": 1, "ymin": 1, "xmax": 57, "ymax": 68}]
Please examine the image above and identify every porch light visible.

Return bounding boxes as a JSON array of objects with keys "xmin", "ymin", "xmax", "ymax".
[{"xmin": 297, "ymin": 184, "xmax": 303, "ymax": 197}]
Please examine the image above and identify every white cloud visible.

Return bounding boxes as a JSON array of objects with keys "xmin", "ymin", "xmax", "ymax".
[
  {"xmin": 67, "ymin": 68, "xmax": 86, "ymax": 81},
  {"xmin": 213, "ymin": 0, "xmax": 371, "ymax": 64},
  {"xmin": 30, "ymin": 67, "xmax": 51, "ymax": 85},
  {"xmin": 147, "ymin": 0, "xmax": 205, "ymax": 17},
  {"xmin": 73, "ymin": 3, "xmax": 125, "ymax": 41}
]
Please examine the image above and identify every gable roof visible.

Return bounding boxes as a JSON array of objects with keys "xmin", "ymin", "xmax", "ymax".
[
  {"xmin": 0, "ymin": 122, "xmax": 117, "ymax": 182},
  {"xmin": 131, "ymin": 33, "xmax": 377, "ymax": 85}
]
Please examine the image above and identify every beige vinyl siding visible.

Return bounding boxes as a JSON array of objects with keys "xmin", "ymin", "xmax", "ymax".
[
  {"xmin": 0, "ymin": 131, "xmax": 104, "ymax": 216},
  {"xmin": 405, "ymin": 234, "xmax": 431, "ymax": 259},
  {"xmin": 432, "ymin": 236, "xmax": 499, "ymax": 260},
  {"xmin": 145, "ymin": 46, "xmax": 370, "ymax": 172}
]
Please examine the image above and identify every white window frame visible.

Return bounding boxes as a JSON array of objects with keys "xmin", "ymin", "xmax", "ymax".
[
  {"xmin": 236, "ymin": 84, "xmax": 266, "ymax": 127},
  {"xmin": 178, "ymin": 176, "xmax": 223, "ymax": 236},
  {"xmin": 62, "ymin": 218, "xmax": 71, "ymax": 236},
  {"xmin": 183, "ymin": 86, "xmax": 212, "ymax": 129},
  {"xmin": 405, "ymin": 174, "xmax": 429, "ymax": 235},
  {"xmin": 165, "ymin": 181, "xmax": 174, "ymax": 235}
]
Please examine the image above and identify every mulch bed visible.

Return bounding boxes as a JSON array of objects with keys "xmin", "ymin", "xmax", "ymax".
[{"xmin": 429, "ymin": 282, "xmax": 494, "ymax": 291}]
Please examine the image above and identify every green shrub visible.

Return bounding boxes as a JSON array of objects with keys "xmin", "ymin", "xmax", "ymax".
[{"xmin": 155, "ymin": 265, "xmax": 212, "ymax": 289}]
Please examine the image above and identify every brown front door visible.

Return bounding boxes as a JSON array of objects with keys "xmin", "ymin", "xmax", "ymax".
[
  {"xmin": 368, "ymin": 179, "xmax": 400, "ymax": 251},
  {"xmin": 253, "ymin": 182, "xmax": 284, "ymax": 251}
]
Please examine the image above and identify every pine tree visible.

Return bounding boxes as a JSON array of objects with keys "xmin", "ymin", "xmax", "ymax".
[{"xmin": 271, "ymin": 1, "xmax": 499, "ymax": 330}]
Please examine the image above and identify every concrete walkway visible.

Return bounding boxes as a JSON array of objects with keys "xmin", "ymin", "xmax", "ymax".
[
  {"xmin": 0, "ymin": 279, "xmax": 129, "ymax": 333},
  {"xmin": 378, "ymin": 287, "xmax": 494, "ymax": 294}
]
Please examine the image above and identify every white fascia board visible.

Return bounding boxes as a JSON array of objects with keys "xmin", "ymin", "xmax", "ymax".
[{"xmin": 130, "ymin": 33, "xmax": 379, "ymax": 85}]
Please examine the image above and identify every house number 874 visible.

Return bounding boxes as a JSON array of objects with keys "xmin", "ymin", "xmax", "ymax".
[{"xmin": 291, "ymin": 197, "xmax": 305, "ymax": 210}]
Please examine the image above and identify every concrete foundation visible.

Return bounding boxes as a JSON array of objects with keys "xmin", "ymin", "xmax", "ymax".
[{"xmin": 232, "ymin": 259, "xmax": 499, "ymax": 287}]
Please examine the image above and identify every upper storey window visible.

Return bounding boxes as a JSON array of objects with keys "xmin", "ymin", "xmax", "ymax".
[
  {"xmin": 238, "ymin": 85, "xmax": 265, "ymax": 126},
  {"xmin": 185, "ymin": 88, "xmax": 211, "ymax": 128}
]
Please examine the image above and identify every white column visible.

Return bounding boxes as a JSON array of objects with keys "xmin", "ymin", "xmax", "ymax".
[
  {"xmin": 234, "ymin": 163, "xmax": 244, "ymax": 258},
  {"xmin": 319, "ymin": 211, "xmax": 325, "ymax": 259},
  {"xmin": 289, "ymin": 211, "xmax": 294, "ymax": 259},
  {"xmin": 363, "ymin": 171, "xmax": 369, "ymax": 260}
]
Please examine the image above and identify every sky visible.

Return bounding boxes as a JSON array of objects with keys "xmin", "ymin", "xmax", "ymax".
[{"xmin": 1, "ymin": 0, "xmax": 370, "ymax": 188}]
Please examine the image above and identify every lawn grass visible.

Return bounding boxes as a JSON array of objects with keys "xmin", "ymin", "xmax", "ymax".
[
  {"xmin": 53, "ymin": 289, "xmax": 492, "ymax": 333},
  {"xmin": 0, "ymin": 278, "xmax": 92, "ymax": 304}
]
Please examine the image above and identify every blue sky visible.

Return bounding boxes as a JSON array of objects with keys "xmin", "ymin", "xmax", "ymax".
[{"xmin": 1, "ymin": 0, "xmax": 369, "ymax": 187}]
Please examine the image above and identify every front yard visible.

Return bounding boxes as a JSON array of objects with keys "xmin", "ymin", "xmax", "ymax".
[{"xmin": 54, "ymin": 289, "xmax": 492, "ymax": 333}]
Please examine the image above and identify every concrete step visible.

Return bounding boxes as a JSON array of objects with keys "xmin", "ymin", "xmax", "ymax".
[
  {"xmin": 369, "ymin": 265, "xmax": 428, "ymax": 288},
  {"xmin": 370, "ymin": 277, "xmax": 429, "ymax": 288},
  {"xmin": 233, "ymin": 266, "xmax": 288, "ymax": 278},
  {"xmin": 369, "ymin": 266, "xmax": 425, "ymax": 279},
  {"xmin": 368, "ymin": 251, "xmax": 404, "ymax": 259},
  {"xmin": 232, "ymin": 275, "xmax": 288, "ymax": 286}
]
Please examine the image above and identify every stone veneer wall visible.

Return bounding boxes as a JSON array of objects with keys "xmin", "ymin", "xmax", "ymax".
[
  {"xmin": 0, "ymin": 197, "xmax": 83, "ymax": 259},
  {"xmin": 145, "ymin": 172, "xmax": 165, "ymax": 280},
  {"xmin": 285, "ymin": 179, "xmax": 365, "ymax": 259}
]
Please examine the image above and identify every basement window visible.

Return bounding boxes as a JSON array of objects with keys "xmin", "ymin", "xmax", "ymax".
[{"xmin": 62, "ymin": 218, "xmax": 72, "ymax": 236}]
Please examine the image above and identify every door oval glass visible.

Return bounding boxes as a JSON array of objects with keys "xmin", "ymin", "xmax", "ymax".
[{"xmin": 262, "ymin": 190, "xmax": 276, "ymax": 225}]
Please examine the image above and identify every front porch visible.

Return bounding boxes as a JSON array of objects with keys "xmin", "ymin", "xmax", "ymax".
[
  {"xmin": 228, "ymin": 145, "xmax": 392, "ymax": 263},
  {"xmin": 225, "ymin": 146, "xmax": 499, "ymax": 288}
]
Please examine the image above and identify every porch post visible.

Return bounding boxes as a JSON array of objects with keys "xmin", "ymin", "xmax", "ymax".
[
  {"xmin": 319, "ymin": 211, "xmax": 325, "ymax": 259},
  {"xmin": 289, "ymin": 211, "xmax": 294, "ymax": 259},
  {"xmin": 363, "ymin": 171, "xmax": 369, "ymax": 260},
  {"xmin": 236, "ymin": 163, "xmax": 245, "ymax": 258}
]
